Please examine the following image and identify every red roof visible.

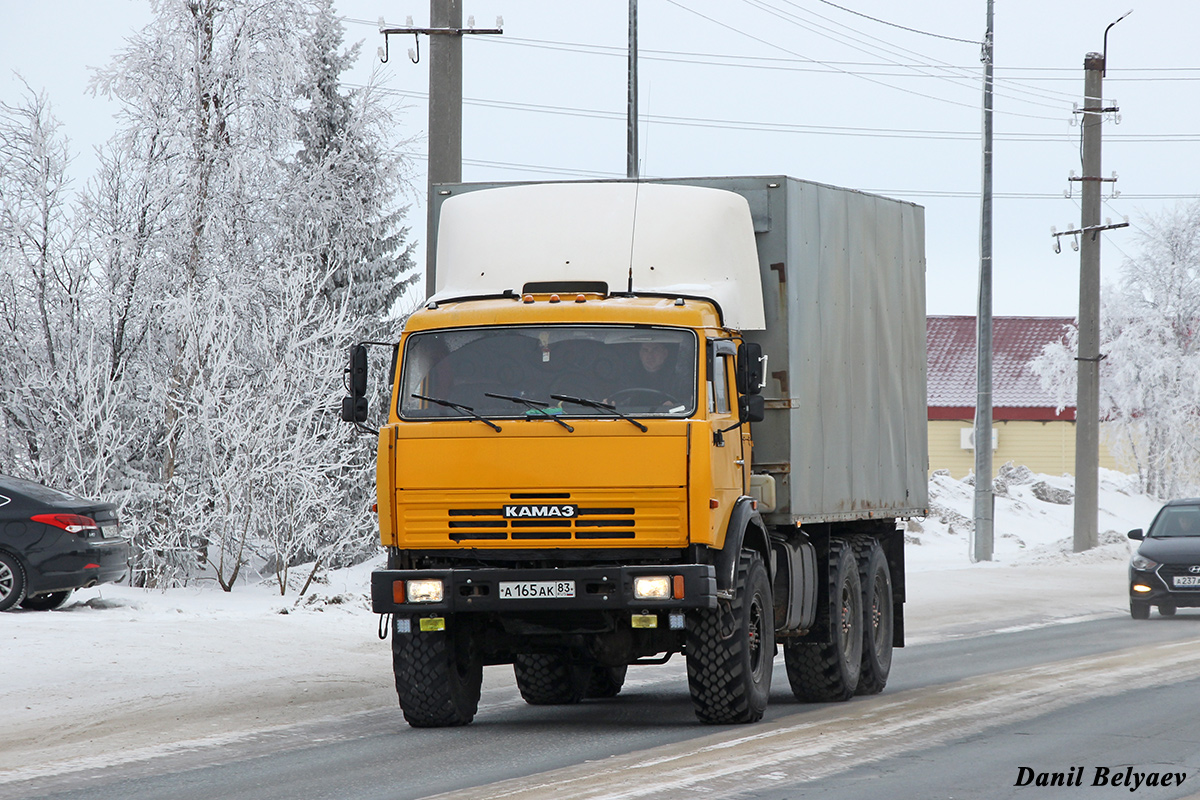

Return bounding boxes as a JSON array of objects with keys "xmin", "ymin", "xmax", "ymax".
[{"xmin": 927, "ymin": 316, "xmax": 1075, "ymax": 419}]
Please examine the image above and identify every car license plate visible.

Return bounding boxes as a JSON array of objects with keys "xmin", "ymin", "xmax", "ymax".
[
  {"xmin": 1173, "ymin": 576, "xmax": 1200, "ymax": 587},
  {"xmin": 499, "ymin": 581, "xmax": 576, "ymax": 599}
]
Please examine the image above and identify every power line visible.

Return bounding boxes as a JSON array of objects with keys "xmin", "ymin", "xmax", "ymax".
[
  {"xmin": 345, "ymin": 18, "xmax": 1200, "ymax": 82},
  {"xmin": 362, "ymin": 84, "xmax": 1200, "ymax": 144},
  {"xmin": 740, "ymin": 0, "xmax": 1077, "ymax": 108},
  {"xmin": 868, "ymin": 190, "xmax": 1200, "ymax": 200},
  {"xmin": 406, "ymin": 151, "xmax": 624, "ymax": 179},
  {"xmin": 810, "ymin": 0, "xmax": 980, "ymax": 44},
  {"xmin": 661, "ymin": 0, "xmax": 1064, "ymax": 121}
]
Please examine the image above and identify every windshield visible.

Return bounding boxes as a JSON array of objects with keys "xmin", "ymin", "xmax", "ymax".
[
  {"xmin": 1149, "ymin": 506, "xmax": 1200, "ymax": 538},
  {"xmin": 398, "ymin": 326, "xmax": 697, "ymax": 419}
]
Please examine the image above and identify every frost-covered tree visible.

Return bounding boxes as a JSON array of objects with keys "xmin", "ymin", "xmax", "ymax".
[
  {"xmin": 1034, "ymin": 201, "xmax": 1200, "ymax": 498},
  {"xmin": 289, "ymin": 0, "xmax": 418, "ymax": 334},
  {"xmin": 0, "ymin": 85, "xmax": 151, "ymax": 522},
  {"xmin": 1, "ymin": 0, "xmax": 415, "ymax": 591},
  {"xmin": 72, "ymin": 0, "xmax": 416, "ymax": 590}
]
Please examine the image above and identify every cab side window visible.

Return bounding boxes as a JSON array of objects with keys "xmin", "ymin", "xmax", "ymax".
[{"xmin": 709, "ymin": 351, "xmax": 731, "ymax": 415}]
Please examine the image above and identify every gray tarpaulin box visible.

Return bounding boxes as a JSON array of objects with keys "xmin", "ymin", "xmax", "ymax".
[{"xmin": 654, "ymin": 176, "xmax": 929, "ymax": 526}]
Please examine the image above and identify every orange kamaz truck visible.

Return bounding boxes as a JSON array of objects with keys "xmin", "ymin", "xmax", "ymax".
[{"xmin": 343, "ymin": 176, "xmax": 928, "ymax": 727}]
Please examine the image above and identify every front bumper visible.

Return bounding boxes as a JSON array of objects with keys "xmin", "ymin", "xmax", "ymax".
[
  {"xmin": 371, "ymin": 564, "xmax": 717, "ymax": 614},
  {"xmin": 1129, "ymin": 567, "xmax": 1200, "ymax": 607}
]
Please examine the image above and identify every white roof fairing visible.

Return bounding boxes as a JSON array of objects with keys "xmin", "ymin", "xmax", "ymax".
[{"xmin": 431, "ymin": 182, "xmax": 767, "ymax": 330}]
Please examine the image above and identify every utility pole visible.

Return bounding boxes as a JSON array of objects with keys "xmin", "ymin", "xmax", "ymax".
[
  {"xmin": 427, "ymin": 0, "xmax": 463, "ymax": 299},
  {"xmin": 378, "ymin": 5, "xmax": 503, "ymax": 298},
  {"xmin": 1072, "ymin": 51, "xmax": 1105, "ymax": 553},
  {"xmin": 972, "ymin": 0, "xmax": 995, "ymax": 563},
  {"xmin": 1056, "ymin": 11, "xmax": 1130, "ymax": 553},
  {"xmin": 627, "ymin": 0, "xmax": 638, "ymax": 179}
]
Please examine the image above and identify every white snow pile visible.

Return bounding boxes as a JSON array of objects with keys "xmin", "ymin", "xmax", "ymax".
[{"xmin": 904, "ymin": 464, "xmax": 1161, "ymax": 572}]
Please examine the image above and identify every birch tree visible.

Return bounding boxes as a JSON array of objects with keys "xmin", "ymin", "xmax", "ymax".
[
  {"xmin": 1, "ymin": 0, "xmax": 416, "ymax": 590},
  {"xmin": 1035, "ymin": 202, "xmax": 1200, "ymax": 498}
]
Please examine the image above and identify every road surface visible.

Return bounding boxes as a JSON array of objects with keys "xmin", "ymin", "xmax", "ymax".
[{"xmin": 7, "ymin": 612, "xmax": 1200, "ymax": 800}]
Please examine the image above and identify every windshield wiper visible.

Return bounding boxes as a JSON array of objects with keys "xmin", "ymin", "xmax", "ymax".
[
  {"xmin": 551, "ymin": 394, "xmax": 648, "ymax": 432},
  {"xmin": 410, "ymin": 393, "xmax": 502, "ymax": 432},
  {"xmin": 484, "ymin": 392, "xmax": 574, "ymax": 432}
]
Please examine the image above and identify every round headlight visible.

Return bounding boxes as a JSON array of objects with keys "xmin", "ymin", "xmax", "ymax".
[{"xmin": 1130, "ymin": 554, "xmax": 1158, "ymax": 571}]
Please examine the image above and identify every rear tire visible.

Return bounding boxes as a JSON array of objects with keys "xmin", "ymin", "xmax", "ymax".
[
  {"xmin": 686, "ymin": 549, "xmax": 773, "ymax": 724},
  {"xmin": 784, "ymin": 541, "xmax": 863, "ymax": 702},
  {"xmin": 0, "ymin": 552, "xmax": 26, "ymax": 612},
  {"xmin": 19, "ymin": 590, "xmax": 72, "ymax": 611},
  {"xmin": 584, "ymin": 664, "xmax": 628, "ymax": 699},
  {"xmin": 392, "ymin": 617, "xmax": 482, "ymax": 727},
  {"xmin": 853, "ymin": 541, "xmax": 893, "ymax": 696},
  {"xmin": 513, "ymin": 654, "xmax": 590, "ymax": 705},
  {"xmin": 1130, "ymin": 600, "xmax": 1150, "ymax": 620}
]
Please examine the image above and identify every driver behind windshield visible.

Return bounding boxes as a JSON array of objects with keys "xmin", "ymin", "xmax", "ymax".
[
  {"xmin": 1170, "ymin": 513, "xmax": 1200, "ymax": 537},
  {"xmin": 612, "ymin": 341, "xmax": 690, "ymax": 411},
  {"xmin": 1151, "ymin": 509, "xmax": 1200, "ymax": 538}
]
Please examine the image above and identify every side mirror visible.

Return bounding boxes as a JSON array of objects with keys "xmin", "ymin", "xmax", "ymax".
[
  {"xmin": 341, "ymin": 395, "xmax": 368, "ymax": 423},
  {"xmin": 736, "ymin": 342, "xmax": 764, "ymax": 396},
  {"xmin": 739, "ymin": 393, "xmax": 765, "ymax": 424},
  {"xmin": 341, "ymin": 344, "xmax": 369, "ymax": 423},
  {"xmin": 349, "ymin": 344, "xmax": 368, "ymax": 397},
  {"xmin": 1127, "ymin": 528, "xmax": 1144, "ymax": 541}
]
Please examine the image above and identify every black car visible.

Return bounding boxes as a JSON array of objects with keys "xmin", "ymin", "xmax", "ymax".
[
  {"xmin": 0, "ymin": 474, "xmax": 129, "ymax": 611},
  {"xmin": 1128, "ymin": 498, "xmax": 1200, "ymax": 619}
]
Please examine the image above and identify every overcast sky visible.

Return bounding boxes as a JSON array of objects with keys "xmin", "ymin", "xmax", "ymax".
[{"xmin": 3, "ymin": 0, "xmax": 1198, "ymax": 317}]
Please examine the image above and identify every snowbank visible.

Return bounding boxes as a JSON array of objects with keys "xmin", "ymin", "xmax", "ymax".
[{"xmin": 0, "ymin": 468, "xmax": 1167, "ymax": 786}]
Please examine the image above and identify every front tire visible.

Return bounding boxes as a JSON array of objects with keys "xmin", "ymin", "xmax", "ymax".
[
  {"xmin": 784, "ymin": 541, "xmax": 863, "ymax": 702},
  {"xmin": 584, "ymin": 664, "xmax": 628, "ymax": 699},
  {"xmin": 392, "ymin": 617, "xmax": 482, "ymax": 727},
  {"xmin": 513, "ymin": 653, "xmax": 590, "ymax": 705},
  {"xmin": 686, "ymin": 549, "xmax": 773, "ymax": 724},
  {"xmin": 1158, "ymin": 604, "xmax": 1177, "ymax": 617},
  {"xmin": 1130, "ymin": 600, "xmax": 1150, "ymax": 620},
  {"xmin": 0, "ymin": 552, "xmax": 26, "ymax": 612},
  {"xmin": 19, "ymin": 590, "xmax": 73, "ymax": 611}
]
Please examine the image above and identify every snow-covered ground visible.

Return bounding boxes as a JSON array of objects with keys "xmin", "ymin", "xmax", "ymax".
[{"xmin": 0, "ymin": 467, "xmax": 1166, "ymax": 786}]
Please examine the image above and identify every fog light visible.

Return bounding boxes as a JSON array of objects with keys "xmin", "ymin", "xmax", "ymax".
[
  {"xmin": 394, "ymin": 617, "xmax": 412, "ymax": 634},
  {"xmin": 407, "ymin": 579, "xmax": 445, "ymax": 603},
  {"xmin": 1133, "ymin": 584, "xmax": 1152, "ymax": 593},
  {"xmin": 633, "ymin": 575, "xmax": 671, "ymax": 600},
  {"xmin": 419, "ymin": 617, "xmax": 446, "ymax": 632},
  {"xmin": 668, "ymin": 612, "xmax": 685, "ymax": 630},
  {"xmin": 631, "ymin": 613, "xmax": 658, "ymax": 629}
]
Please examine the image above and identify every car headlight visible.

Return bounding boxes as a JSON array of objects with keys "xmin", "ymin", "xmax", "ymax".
[
  {"xmin": 1130, "ymin": 554, "xmax": 1159, "ymax": 571},
  {"xmin": 406, "ymin": 578, "xmax": 445, "ymax": 603},
  {"xmin": 633, "ymin": 575, "xmax": 672, "ymax": 600}
]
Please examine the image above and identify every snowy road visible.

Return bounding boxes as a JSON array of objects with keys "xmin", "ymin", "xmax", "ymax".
[{"xmin": 7, "ymin": 611, "xmax": 1200, "ymax": 800}]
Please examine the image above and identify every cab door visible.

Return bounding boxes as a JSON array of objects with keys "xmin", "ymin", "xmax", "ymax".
[{"xmin": 707, "ymin": 339, "xmax": 743, "ymax": 541}]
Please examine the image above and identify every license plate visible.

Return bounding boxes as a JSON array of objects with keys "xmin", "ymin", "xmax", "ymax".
[
  {"xmin": 498, "ymin": 581, "xmax": 576, "ymax": 599},
  {"xmin": 1173, "ymin": 576, "xmax": 1200, "ymax": 587}
]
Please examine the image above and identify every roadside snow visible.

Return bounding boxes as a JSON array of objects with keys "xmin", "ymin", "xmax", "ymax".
[{"xmin": 0, "ymin": 467, "xmax": 1166, "ymax": 786}]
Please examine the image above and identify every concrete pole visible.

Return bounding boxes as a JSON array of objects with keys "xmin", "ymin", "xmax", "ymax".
[
  {"xmin": 1073, "ymin": 53, "xmax": 1105, "ymax": 552},
  {"xmin": 627, "ymin": 0, "xmax": 638, "ymax": 179},
  {"xmin": 972, "ymin": 0, "xmax": 995, "ymax": 563},
  {"xmin": 426, "ymin": 0, "xmax": 463, "ymax": 298}
]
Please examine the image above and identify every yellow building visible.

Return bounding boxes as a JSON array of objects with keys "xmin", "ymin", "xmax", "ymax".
[{"xmin": 927, "ymin": 316, "xmax": 1121, "ymax": 478}]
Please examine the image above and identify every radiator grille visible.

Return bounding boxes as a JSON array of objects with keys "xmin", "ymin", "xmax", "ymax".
[{"xmin": 447, "ymin": 494, "xmax": 636, "ymax": 541}]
